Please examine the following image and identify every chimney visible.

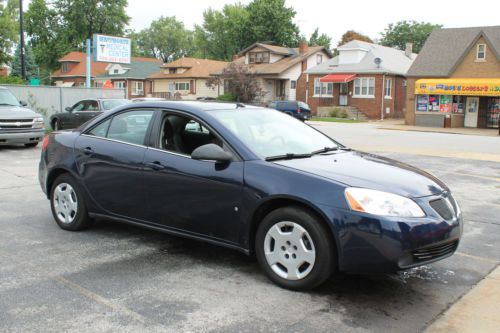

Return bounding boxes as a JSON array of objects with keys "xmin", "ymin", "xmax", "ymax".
[
  {"xmin": 299, "ymin": 40, "xmax": 309, "ymax": 54},
  {"xmin": 405, "ymin": 43, "xmax": 413, "ymax": 58}
]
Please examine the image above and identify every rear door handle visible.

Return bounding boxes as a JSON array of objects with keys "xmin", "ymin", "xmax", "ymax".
[
  {"xmin": 83, "ymin": 147, "xmax": 94, "ymax": 155},
  {"xmin": 146, "ymin": 161, "xmax": 166, "ymax": 171}
]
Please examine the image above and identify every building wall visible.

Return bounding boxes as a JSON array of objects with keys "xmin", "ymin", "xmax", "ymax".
[
  {"xmin": 152, "ymin": 78, "xmax": 220, "ymax": 99},
  {"xmin": 305, "ymin": 74, "xmax": 403, "ymax": 119},
  {"xmin": 279, "ymin": 63, "xmax": 302, "ymax": 101}
]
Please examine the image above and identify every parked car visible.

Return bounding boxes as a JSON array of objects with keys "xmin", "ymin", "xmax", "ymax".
[
  {"xmin": 50, "ymin": 98, "xmax": 130, "ymax": 130},
  {"xmin": 39, "ymin": 101, "xmax": 462, "ymax": 290},
  {"xmin": 196, "ymin": 96, "xmax": 217, "ymax": 101},
  {"xmin": 0, "ymin": 87, "xmax": 45, "ymax": 148},
  {"xmin": 267, "ymin": 100, "xmax": 311, "ymax": 121}
]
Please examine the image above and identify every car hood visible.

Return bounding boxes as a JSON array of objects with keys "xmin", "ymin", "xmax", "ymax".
[
  {"xmin": 273, "ymin": 151, "xmax": 448, "ymax": 198},
  {"xmin": 0, "ymin": 105, "xmax": 41, "ymax": 118}
]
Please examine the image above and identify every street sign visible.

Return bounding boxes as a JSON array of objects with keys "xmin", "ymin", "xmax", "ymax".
[{"xmin": 93, "ymin": 34, "xmax": 131, "ymax": 64}]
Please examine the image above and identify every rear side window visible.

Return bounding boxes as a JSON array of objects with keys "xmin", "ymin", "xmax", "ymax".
[{"xmin": 87, "ymin": 110, "xmax": 154, "ymax": 146}]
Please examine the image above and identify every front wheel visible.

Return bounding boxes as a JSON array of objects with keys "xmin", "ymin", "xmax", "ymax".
[
  {"xmin": 255, "ymin": 207, "xmax": 336, "ymax": 290},
  {"xmin": 50, "ymin": 174, "xmax": 92, "ymax": 231}
]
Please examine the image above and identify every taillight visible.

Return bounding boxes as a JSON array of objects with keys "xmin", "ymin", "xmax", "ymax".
[
  {"xmin": 297, "ymin": 107, "xmax": 301, "ymax": 113},
  {"xmin": 42, "ymin": 135, "xmax": 49, "ymax": 151}
]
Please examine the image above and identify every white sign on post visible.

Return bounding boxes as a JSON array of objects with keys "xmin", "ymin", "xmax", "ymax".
[{"xmin": 93, "ymin": 34, "xmax": 131, "ymax": 64}]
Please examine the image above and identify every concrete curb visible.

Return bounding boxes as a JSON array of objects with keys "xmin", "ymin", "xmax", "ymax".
[{"xmin": 425, "ymin": 266, "xmax": 500, "ymax": 333}]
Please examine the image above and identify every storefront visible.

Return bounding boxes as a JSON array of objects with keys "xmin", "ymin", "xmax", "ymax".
[{"xmin": 414, "ymin": 78, "xmax": 500, "ymax": 128}]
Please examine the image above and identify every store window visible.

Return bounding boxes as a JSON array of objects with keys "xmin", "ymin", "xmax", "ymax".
[
  {"xmin": 416, "ymin": 95, "xmax": 428, "ymax": 111},
  {"xmin": 384, "ymin": 79, "xmax": 392, "ymax": 98},
  {"xmin": 487, "ymin": 98, "xmax": 500, "ymax": 128},
  {"xmin": 476, "ymin": 44, "xmax": 486, "ymax": 60},
  {"xmin": 353, "ymin": 77, "xmax": 375, "ymax": 97},
  {"xmin": 452, "ymin": 96, "xmax": 464, "ymax": 113},
  {"xmin": 313, "ymin": 78, "xmax": 333, "ymax": 96},
  {"xmin": 428, "ymin": 95, "xmax": 440, "ymax": 112}
]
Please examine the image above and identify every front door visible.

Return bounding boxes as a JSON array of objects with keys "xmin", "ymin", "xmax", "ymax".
[
  {"xmin": 142, "ymin": 112, "xmax": 244, "ymax": 244},
  {"xmin": 339, "ymin": 83, "xmax": 348, "ymax": 106},
  {"xmin": 464, "ymin": 97, "xmax": 479, "ymax": 127}
]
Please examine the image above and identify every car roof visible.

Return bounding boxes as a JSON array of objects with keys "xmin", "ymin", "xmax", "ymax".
[{"xmin": 129, "ymin": 100, "xmax": 261, "ymax": 112}]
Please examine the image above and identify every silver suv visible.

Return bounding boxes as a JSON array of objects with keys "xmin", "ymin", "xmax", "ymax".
[{"xmin": 0, "ymin": 87, "xmax": 45, "ymax": 148}]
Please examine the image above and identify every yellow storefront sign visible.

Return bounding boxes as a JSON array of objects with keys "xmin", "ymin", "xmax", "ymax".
[{"xmin": 415, "ymin": 78, "xmax": 500, "ymax": 96}]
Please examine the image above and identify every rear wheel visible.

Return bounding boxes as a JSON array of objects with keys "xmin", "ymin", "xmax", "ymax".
[
  {"xmin": 50, "ymin": 174, "xmax": 92, "ymax": 231},
  {"xmin": 255, "ymin": 206, "xmax": 336, "ymax": 290},
  {"xmin": 24, "ymin": 142, "xmax": 38, "ymax": 148}
]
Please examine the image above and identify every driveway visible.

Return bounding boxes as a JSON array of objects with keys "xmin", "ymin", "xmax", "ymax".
[{"xmin": 0, "ymin": 124, "xmax": 499, "ymax": 332}]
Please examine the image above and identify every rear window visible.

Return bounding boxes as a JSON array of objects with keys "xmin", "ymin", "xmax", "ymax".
[{"xmin": 298, "ymin": 102, "xmax": 310, "ymax": 110}]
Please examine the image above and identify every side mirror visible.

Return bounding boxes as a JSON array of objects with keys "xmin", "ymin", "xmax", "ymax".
[
  {"xmin": 191, "ymin": 144, "xmax": 232, "ymax": 163},
  {"xmin": 65, "ymin": 106, "xmax": 72, "ymax": 112},
  {"xmin": 19, "ymin": 100, "xmax": 28, "ymax": 107}
]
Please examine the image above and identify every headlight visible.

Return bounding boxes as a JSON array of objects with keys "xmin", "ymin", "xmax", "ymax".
[
  {"xmin": 344, "ymin": 188, "xmax": 425, "ymax": 218},
  {"xmin": 33, "ymin": 117, "xmax": 45, "ymax": 129}
]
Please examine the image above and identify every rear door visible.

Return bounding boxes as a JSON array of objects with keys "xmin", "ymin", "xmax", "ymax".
[
  {"xmin": 74, "ymin": 108, "xmax": 156, "ymax": 219},
  {"xmin": 75, "ymin": 100, "xmax": 101, "ymax": 127}
]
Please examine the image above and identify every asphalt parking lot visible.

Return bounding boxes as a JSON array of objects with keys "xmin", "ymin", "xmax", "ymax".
[{"xmin": 1, "ymin": 122, "xmax": 499, "ymax": 333}]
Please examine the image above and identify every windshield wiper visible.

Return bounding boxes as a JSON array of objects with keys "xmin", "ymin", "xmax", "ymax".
[
  {"xmin": 310, "ymin": 146, "xmax": 340, "ymax": 155},
  {"xmin": 265, "ymin": 153, "xmax": 312, "ymax": 161}
]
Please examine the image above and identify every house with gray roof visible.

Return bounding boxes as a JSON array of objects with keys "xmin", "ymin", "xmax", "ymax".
[
  {"xmin": 94, "ymin": 58, "xmax": 162, "ymax": 99},
  {"xmin": 301, "ymin": 40, "xmax": 416, "ymax": 119},
  {"xmin": 405, "ymin": 26, "xmax": 500, "ymax": 129}
]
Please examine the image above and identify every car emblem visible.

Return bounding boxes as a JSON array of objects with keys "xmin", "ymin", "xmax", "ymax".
[{"xmin": 15, "ymin": 122, "xmax": 21, "ymax": 127}]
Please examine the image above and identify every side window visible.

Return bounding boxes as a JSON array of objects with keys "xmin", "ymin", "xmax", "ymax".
[
  {"xmin": 88, "ymin": 119, "xmax": 111, "ymax": 138},
  {"xmin": 87, "ymin": 101, "xmax": 99, "ymax": 111},
  {"xmin": 72, "ymin": 102, "xmax": 85, "ymax": 112},
  {"xmin": 106, "ymin": 110, "xmax": 154, "ymax": 145},
  {"xmin": 160, "ymin": 114, "xmax": 224, "ymax": 155}
]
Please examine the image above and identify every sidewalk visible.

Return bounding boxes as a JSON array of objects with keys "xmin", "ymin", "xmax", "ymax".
[
  {"xmin": 425, "ymin": 266, "xmax": 500, "ymax": 333},
  {"xmin": 376, "ymin": 120, "xmax": 499, "ymax": 137}
]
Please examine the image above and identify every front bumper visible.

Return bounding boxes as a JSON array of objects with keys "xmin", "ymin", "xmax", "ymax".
[
  {"xmin": 0, "ymin": 129, "xmax": 45, "ymax": 145},
  {"xmin": 324, "ymin": 192, "xmax": 463, "ymax": 273}
]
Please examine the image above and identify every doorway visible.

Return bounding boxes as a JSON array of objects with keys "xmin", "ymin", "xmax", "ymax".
[
  {"xmin": 339, "ymin": 83, "xmax": 348, "ymax": 106},
  {"xmin": 464, "ymin": 97, "xmax": 479, "ymax": 127}
]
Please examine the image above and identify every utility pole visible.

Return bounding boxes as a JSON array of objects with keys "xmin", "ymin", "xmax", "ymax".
[{"xmin": 19, "ymin": 0, "xmax": 26, "ymax": 80}]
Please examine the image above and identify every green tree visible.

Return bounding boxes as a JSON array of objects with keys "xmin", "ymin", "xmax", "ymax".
[
  {"xmin": 308, "ymin": 28, "xmax": 332, "ymax": 49},
  {"xmin": 193, "ymin": 4, "xmax": 249, "ymax": 61},
  {"xmin": 380, "ymin": 20, "xmax": 442, "ymax": 53},
  {"xmin": 10, "ymin": 44, "xmax": 38, "ymax": 78},
  {"xmin": 0, "ymin": 0, "xmax": 18, "ymax": 65},
  {"xmin": 245, "ymin": 0, "xmax": 300, "ymax": 47},
  {"xmin": 338, "ymin": 30, "xmax": 373, "ymax": 47},
  {"xmin": 25, "ymin": 0, "xmax": 130, "ymax": 71},
  {"xmin": 135, "ymin": 16, "xmax": 193, "ymax": 63}
]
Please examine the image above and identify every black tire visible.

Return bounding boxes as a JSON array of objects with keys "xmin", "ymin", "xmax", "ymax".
[
  {"xmin": 24, "ymin": 142, "xmax": 38, "ymax": 148},
  {"xmin": 50, "ymin": 173, "xmax": 92, "ymax": 231},
  {"xmin": 52, "ymin": 119, "xmax": 61, "ymax": 131},
  {"xmin": 255, "ymin": 206, "xmax": 336, "ymax": 290}
]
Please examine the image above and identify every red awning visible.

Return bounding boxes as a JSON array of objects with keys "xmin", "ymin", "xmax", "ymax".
[{"xmin": 319, "ymin": 74, "xmax": 356, "ymax": 83}]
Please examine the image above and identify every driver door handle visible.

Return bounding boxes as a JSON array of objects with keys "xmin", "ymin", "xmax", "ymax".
[
  {"xmin": 83, "ymin": 147, "xmax": 94, "ymax": 155},
  {"xmin": 146, "ymin": 161, "xmax": 166, "ymax": 171}
]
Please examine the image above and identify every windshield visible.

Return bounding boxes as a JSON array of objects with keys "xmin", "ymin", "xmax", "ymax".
[
  {"xmin": 0, "ymin": 90, "xmax": 20, "ymax": 106},
  {"xmin": 101, "ymin": 99, "xmax": 129, "ymax": 110},
  {"xmin": 210, "ymin": 108, "xmax": 341, "ymax": 159}
]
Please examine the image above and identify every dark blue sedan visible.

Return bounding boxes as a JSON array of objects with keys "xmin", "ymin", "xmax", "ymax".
[{"xmin": 39, "ymin": 101, "xmax": 462, "ymax": 290}]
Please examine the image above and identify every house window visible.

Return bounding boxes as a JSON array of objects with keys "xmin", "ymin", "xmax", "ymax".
[
  {"xmin": 132, "ymin": 81, "xmax": 144, "ymax": 96},
  {"xmin": 384, "ymin": 78, "xmax": 392, "ymax": 98},
  {"xmin": 314, "ymin": 78, "xmax": 333, "ymax": 96},
  {"xmin": 114, "ymin": 81, "xmax": 125, "ymax": 89},
  {"xmin": 169, "ymin": 68, "xmax": 177, "ymax": 74},
  {"xmin": 248, "ymin": 52, "xmax": 270, "ymax": 64},
  {"xmin": 113, "ymin": 69, "xmax": 119, "ymax": 74},
  {"xmin": 316, "ymin": 54, "xmax": 323, "ymax": 65},
  {"xmin": 476, "ymin": 44, "xmax": 486, "ymax": 60},
  {"xmin": 353, "ymin": 77, "xmax": 375, "ymax": 98},
  {"xmin": 62, "ymin": 63, "xmax": 69, "ymax": 73},
  {"xmin": 175, "ymin": 82, "xmax": 190, "ymax": 91},
  {"xmin": 291, "ymin": 80, "xmax": 297, "ymax": 89}
]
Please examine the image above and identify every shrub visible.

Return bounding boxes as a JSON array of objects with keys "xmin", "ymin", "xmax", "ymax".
[
  {"xmin": 217, "ymin": 93, "xmax": 237, "ymax": 102},
  {"xmin": 0, "ymin": 76, "xmax": 26, "ymax": 84}
]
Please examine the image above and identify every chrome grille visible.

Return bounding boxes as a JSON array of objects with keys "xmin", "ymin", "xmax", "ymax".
[
  {"xmin": 412, "ymin": 241, "xmax": 458, "ymax": 262},
  {"xmin": 0, "ymin": 118, "xmax": 35, "ymax": 130}
]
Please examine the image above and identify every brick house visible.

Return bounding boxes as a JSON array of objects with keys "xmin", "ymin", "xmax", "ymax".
[
  {"xmin": 149, "ymin": 57, "xmax": 229, "ymax": 100},
  {"xmin": 51, "ymin": 52, "xmax": 162, "ymax": 99},
  {"xmin": 216, "ymin": 42, "xmax": 332, "ymax": 103},
  {"xmin": 301, "ymin": 40, "xmax": 416, "ymax": 119},
  {"xmin": 406, "ymin": 26, "xmax": 500, "ymax": 129}
]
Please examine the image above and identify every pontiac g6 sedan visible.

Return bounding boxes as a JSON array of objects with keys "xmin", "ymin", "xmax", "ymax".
[{"xmin": 39, "ymin": 101, "xmax": 462, "ymax": 290}]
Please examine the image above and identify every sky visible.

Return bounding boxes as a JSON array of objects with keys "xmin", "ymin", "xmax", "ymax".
[{"xmin": 127, "ymin": 0, "xmax": 500, "ymax": 45}]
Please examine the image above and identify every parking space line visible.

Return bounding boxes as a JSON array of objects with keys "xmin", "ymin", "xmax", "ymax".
[
  {"xmin": 447, "ymin": 171, "xmax": 500, "ymax": 183},
  {"xmin": 455, "ymin": 252, "xmax": 499, "ymax": 264},
  {"xmin": 52, "ymin": 276, "xmax": 146, "ymax": 323}
]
